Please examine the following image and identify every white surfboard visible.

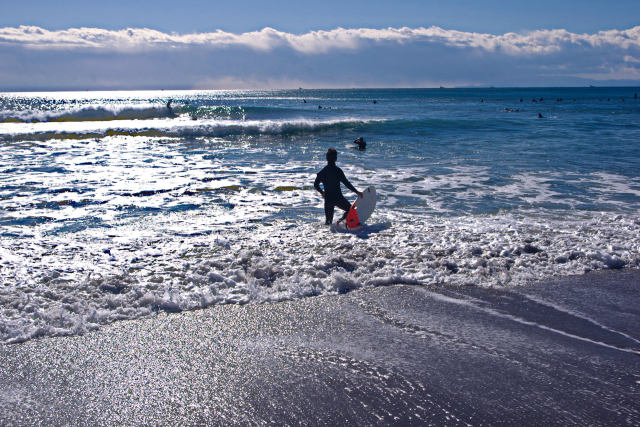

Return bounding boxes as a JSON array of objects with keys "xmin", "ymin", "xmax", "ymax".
[
  {"xmin": 354, "ymin": 186, "xmax": 376, "ymax": 223},
  {"xmin": 342, "ymin": 185, "xmax": 376, "ymax": 229}
]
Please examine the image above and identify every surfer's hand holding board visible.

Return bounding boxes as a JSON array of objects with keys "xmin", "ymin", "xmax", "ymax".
[{"xmin": 339, "ymin": 186, "xmax": 376, "ymax": 231}]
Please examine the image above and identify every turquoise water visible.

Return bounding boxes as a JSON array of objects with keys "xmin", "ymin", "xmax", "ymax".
[{"xmin": 1, "ymin": 88, "xmax": 639, "ymax": 343}]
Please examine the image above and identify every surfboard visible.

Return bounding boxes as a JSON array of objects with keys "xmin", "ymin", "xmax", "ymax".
[{"xmin": 343, "ymin": 185, "xmax": 376, "ymax": 229}]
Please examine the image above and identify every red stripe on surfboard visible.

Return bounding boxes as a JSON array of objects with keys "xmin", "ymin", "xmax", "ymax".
[{"xmin": 346, "ymin": 203, "xmax": 360, "ymax": 229}]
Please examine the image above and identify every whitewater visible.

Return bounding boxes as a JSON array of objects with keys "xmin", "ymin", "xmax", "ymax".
[{"xmin": 1, "ymin": 88, "xmax": 639, "ymax": 344}]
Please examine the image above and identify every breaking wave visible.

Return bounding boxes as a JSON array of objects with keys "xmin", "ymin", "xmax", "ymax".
[
  {"xmin": 0, "ymin": 104, "xmax": 254, "ymax": 123},
  {"xmin": 0, "ymin": 117, "xmax": 384, "ymax": 141}
]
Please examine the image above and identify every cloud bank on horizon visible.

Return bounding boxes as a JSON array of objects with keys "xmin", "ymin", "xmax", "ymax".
[{"xmin": 1, "ymin": 25, "xmax": 639, "ymax": 90}]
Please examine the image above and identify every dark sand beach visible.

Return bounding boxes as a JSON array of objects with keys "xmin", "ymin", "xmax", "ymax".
[{"xmin": 1, "ymin": 269, "xmax": 639, "ymax": 425}]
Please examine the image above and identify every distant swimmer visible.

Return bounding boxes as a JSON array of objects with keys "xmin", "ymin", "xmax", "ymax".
[
  {"xmin": 373, "ymin": 100, "xmax": 377, "ymax": 104},
  {"xmin": 318, "ymin": 105, "xmax": 323, "ymax": 109},
  {"xmin": 303, "ymin": 99, "xmax": 307, "ymax": 103},
  {"xmin": 314, "ymin": 148, "xmax": 363, "ymax": 225},
  {"xmin": 353, "ymin": 137, "xmax": 366, "ymax": 150},
  {"xmin": 538, "ymin": 113, "xmax": 544, "ymax": 118}
]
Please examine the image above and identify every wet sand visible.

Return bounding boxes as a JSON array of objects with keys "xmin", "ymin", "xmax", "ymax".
[{"xmin": 1, "ymin": 269, "xmax": 639, "ymax": 425}]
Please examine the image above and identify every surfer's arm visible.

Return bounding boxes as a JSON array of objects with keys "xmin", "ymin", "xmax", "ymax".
[
  {"xmin": 314, "ymin": 173, "xmax": 325, "ymax": 197},
  {"xmin": 339, "ymin": 170, "xmax": 362, "ymax": 197}
]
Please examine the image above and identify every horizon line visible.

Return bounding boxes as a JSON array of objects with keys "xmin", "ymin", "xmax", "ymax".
[{"xmin": 2, "ymin": 85, "xmax": 640, "ymax": 94}]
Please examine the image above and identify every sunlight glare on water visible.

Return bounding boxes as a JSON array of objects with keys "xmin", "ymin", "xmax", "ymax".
[{"xmin": 1, "ymin": 88, "xmax": 639, "ymax": 343}]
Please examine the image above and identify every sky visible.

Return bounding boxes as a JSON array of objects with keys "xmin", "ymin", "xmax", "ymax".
[{"xmin": 1, "ymin": 0, "xmax": 640, "ymax": 90}]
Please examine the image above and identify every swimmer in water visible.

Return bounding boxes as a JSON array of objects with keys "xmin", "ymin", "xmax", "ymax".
[
  {"xmin": 166, "ymin": 99, "xmax": 175, "ymax": 117},
  {"xmin": 353, "ymin": 137, "xmax": 366, "ymax": 150}
]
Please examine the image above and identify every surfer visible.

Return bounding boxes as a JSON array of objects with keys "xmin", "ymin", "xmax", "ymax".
[
  {"xmin": 353, "ymin": 137, "xmax": 366, "ymax": 150},
  {"xmin": 314, "ymin": 148, "xmax": 363, "ymax": 225},
  {"xmin": 166, "ymin": 99, "xmax": 175, "ymax": 117}
]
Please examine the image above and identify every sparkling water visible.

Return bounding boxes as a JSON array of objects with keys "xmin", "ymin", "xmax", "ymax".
[{"xmin": 1, "ymin": 88, "xmax": 639, "ymax": 343}]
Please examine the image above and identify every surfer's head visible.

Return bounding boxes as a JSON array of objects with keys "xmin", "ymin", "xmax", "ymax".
[{"xmin": 326, "ymin": 148, "xmax": 337, "ymax": 165}]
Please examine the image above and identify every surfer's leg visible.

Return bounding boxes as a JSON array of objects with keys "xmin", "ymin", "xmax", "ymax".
[
  {"xmin": 324, "ymin": 199, "xmax": 335, "ymax": 224},
  {"xmin": 336, "ymin": 196, "xmax": 351, "ymax": 221}
]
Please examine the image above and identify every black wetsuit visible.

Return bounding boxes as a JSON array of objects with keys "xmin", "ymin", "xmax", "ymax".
[{"xmin": 314, "ymin": 163, "xmax": 358, "ymax": 224}]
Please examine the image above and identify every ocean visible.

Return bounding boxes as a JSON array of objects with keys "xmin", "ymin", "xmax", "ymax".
[{"xmin": 1, "ymin": 87, "xmax": 639, "ymax": 344}]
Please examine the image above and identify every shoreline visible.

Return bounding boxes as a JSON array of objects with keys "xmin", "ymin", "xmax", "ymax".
[{"xmin": 1, "ymin": 268, "xmax": 639, "ymax": 425}]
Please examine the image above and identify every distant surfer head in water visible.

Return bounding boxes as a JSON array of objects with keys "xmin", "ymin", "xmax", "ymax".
[{"xmin": 314, "ymin": 149, "xmax": 363, "ymax": 225}]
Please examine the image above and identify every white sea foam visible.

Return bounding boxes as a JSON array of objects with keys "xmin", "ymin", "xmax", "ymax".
[{"xmin": 1, "ymin": 206, "xmax": 639, "ymax": 344}]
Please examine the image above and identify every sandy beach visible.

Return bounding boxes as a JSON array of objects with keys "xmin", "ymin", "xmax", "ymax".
[{"xmin": 1, "ymin": 268, "xmax": 639, "ymax": 425}]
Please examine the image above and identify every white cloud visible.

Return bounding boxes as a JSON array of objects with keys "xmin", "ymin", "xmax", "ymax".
[
  {"xmin": 1, "ymin": 25, "xmax": 639, "ymax": 89},
  {"xmin": 1, "ymin": 25, "xmax": 639, "ymax": 56},
  {"xmin": 572, "ymin": 65, "xmax": 640, "ymax": 80}
]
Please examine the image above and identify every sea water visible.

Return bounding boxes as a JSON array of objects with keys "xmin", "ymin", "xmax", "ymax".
[{"xmin": 1, "ymin": 88, "xmax": 639, "ymax": 343}]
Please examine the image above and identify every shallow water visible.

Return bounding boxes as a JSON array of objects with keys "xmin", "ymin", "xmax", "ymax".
[{"xmin": 1, "ymin": 88, "xmax": 639, "ymax": 343}]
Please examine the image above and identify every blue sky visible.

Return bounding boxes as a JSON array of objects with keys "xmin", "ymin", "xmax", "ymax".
[
  {"xmin": 1, "ymin": 1, "xmax": 640, "ymax": 90},
  {"xmin": 2, "ymin": 0, "xmax": 639, "ymax": 34}
]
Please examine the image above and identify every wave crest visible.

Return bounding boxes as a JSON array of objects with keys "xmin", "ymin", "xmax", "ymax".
[
  {"xmin": 0, "ymin": 117, "xmax": 382, "ymax": 141},
  {"xmin": 0, "ymin": 103, "xmax": 254, "ymax": 123}
]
